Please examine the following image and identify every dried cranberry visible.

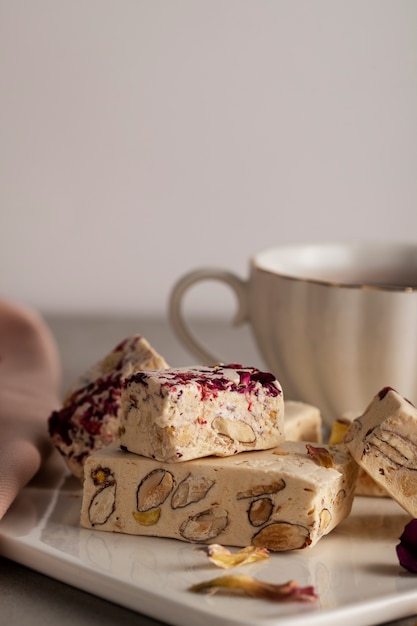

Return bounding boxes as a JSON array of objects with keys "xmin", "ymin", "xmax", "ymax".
[{"xmin": 378, "ymin": 387, "xmax": 395, "ymax": 400}]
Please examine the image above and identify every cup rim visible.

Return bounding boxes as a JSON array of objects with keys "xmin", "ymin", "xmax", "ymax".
[{"xmin": 251, "ymin": 241, "xmax": 417, "ymax": 292}]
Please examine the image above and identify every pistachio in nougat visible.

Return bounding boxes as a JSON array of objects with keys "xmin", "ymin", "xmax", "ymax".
[
  {"xmin": 80, "ymin": 441, "xmax": 357, "ymax": 551},
  {"xmin": 118, "ymin": 364, "xmax": 284, "ymax": 462}
]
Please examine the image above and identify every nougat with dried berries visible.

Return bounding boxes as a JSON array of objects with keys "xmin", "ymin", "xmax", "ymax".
[
  {"xmin": 80, "ymin": 440, "xmax": 357, "ymax": 550},
  {"xmin": 344, "ymin": 387, "xmax": 417, "ymax": 514},
  {"xmin": 118, "ymin": 364, "xmax": 284, "ymax": 462},
  {"xmin": 48, "ymin": 335, "xmax": 168, "ymax": 479}
]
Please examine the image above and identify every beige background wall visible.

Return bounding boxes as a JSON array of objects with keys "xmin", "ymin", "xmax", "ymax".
[{"xmin": 1, "ymin": 1, "xmax": 416, "ymax": 316}]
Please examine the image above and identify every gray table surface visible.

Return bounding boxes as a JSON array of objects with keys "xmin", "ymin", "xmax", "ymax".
[{"xmin": 1, "ymin": 313, "xmax": 417, "ymax": 626}]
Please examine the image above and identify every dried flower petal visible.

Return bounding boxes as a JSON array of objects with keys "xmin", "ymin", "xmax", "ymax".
[
  {"xmin": 306, "ymin": 444, "xmax": 334, "ymax": 468},
  {"xmin": 328, "ymin": 418, "xmax": 350, "ymax": 445},
  {"xmin": 188, "ymin": 574, "xmax": 318, "ymax": 602},
  {"xmin": 396, "ymin": 518, "xmax": 417, "ymax": 572},
  {"xmin": 196, "ymin": 544, "xmax": 270, "ymax": 569},
  {"xmin": 197, "ymin": 543, "xmax": 231, "ymax": 557}
]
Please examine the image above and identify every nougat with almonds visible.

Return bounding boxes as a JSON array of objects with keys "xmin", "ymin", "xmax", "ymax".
[
  {"xmin": 344, "ymin": 387, "xmax": 417, "ymax": 514},
  {"xmin": 80, "ymin": 441, "xmax": 357, "ymax": 551},
  {"xmin": 48, "ymin": 335, "xmax": 169, "ymax": 479},
  {"xmin": 118, "ymin": 364, "xmax": 284, "ymax": 462}
]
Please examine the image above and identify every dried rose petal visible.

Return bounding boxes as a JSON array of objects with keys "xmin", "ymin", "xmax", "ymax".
[
  {"xmin": 328, "ymin": 418, "xmax": 350, "ymax": 445},
  {"xmin": 396, "ymin": 519, "xmax": 417, "ymax": 572},
  {"xmin": 188, "ymin": 574, "xmax": 318, "ymax": 602},
  {"xmin": 196, "ymin": 544, "xmax": 270, "ymax": 569},
  {"xmin": 306, "ymin": 444, "xmax": 335, "ymax": 468}
]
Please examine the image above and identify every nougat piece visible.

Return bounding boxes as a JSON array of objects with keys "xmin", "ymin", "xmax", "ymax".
[
  {"xmin": 344, "ymin": 387, "xmax": 417, "ymax": 514},
  {"xmin": 284, "ymin": 401, "xmax": 322, "ymax": 443},
  {"xmin": 329, "ymin": 415, "xmax": 388, "ymax": 497},
  {"xmin": 48, "ymin": 335, "xmax": 169, "ymax": 480},
  {"xmin": 118, "ymin": 364, "xmax": 284, "ymax": 462},
  {"xmin": 80, "ymin": 441, "xmax": 357, "ymax": 551}
]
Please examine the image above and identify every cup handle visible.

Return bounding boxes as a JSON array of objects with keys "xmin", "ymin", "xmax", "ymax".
[{"xmin": 168, "ymin": 268, "xmax": 249, "ymax": 364}]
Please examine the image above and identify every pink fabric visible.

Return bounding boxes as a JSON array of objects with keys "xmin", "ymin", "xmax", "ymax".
[{"xmin": 0, "ymin": 299, "xmax": 61, "ymax": 520}]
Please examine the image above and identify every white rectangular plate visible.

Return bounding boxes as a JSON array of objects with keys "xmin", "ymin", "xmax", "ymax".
[{"xmin": 1, "ymin": 452, "xmax": 417, "ymax": 626}]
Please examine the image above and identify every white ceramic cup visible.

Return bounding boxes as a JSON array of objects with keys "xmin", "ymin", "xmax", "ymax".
[{"xmin": 169, "ymin": 241, "xmax": 417, "ymax": 427}]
